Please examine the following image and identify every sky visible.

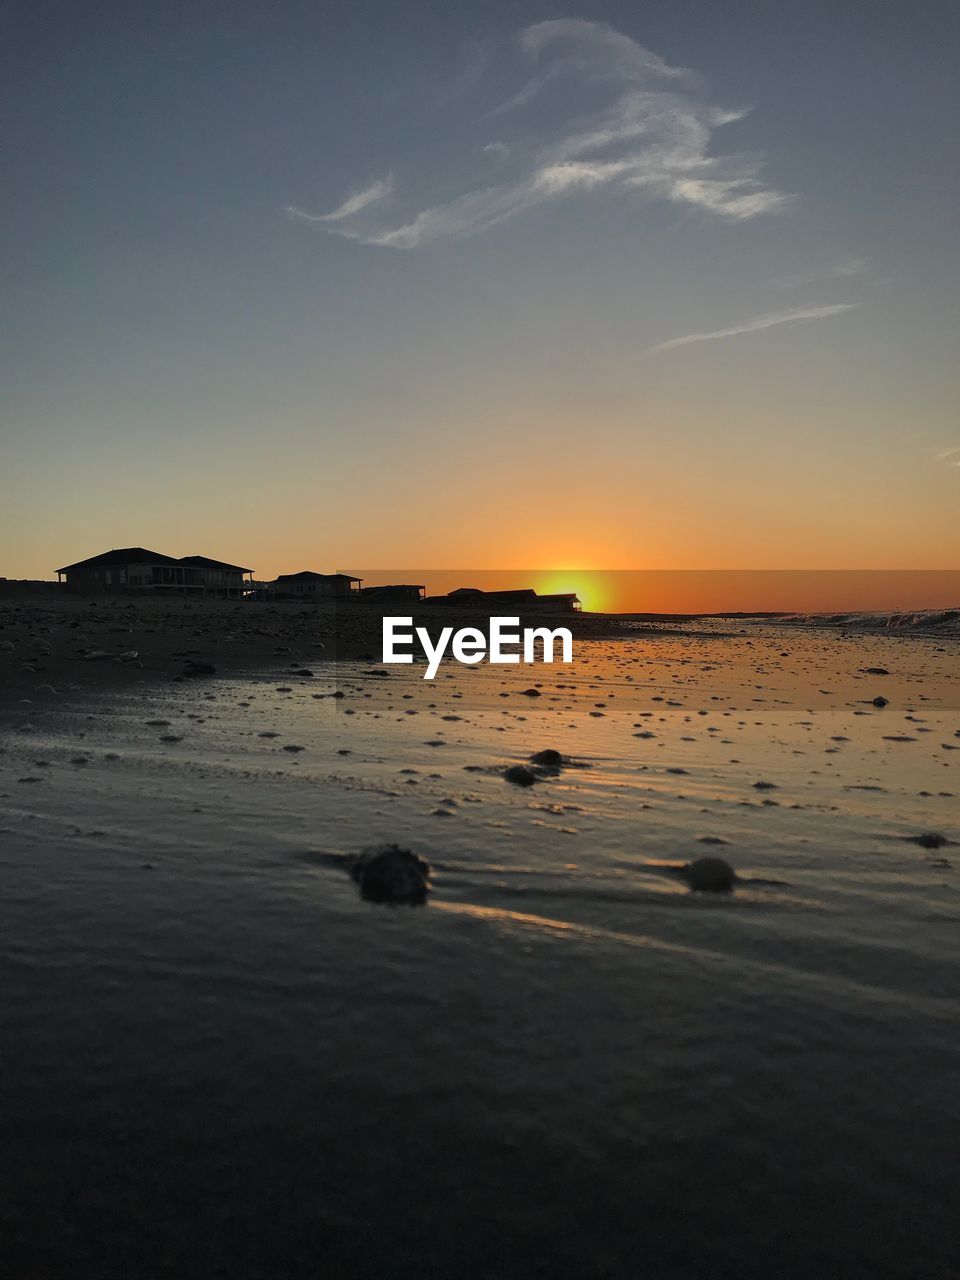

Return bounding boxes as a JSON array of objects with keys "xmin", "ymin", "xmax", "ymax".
[{"xmin": 3, "ymin": 0, "xmax": 959, "ymax": 599}]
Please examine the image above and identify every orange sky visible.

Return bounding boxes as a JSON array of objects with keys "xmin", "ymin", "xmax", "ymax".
[
  {"xmin": 355, "ymin": 571, "xmax": 960, "ymax": 614},
  {"xmin": 4, "ymin": 10, "xmax": 960, "ymax": 604}
]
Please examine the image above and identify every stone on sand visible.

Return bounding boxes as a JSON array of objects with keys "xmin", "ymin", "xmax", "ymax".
[
  {"xmin": 910, "ymin": 833, "xmax": 948, "ymax": 849},
  {"xmin": 684, "ymin": 856, "xmax": 736, "ymax": 892},
  {"xmin": 504, "ymin": 764, "xmax": 538, "ymax": 787},
  {"xmin": 350, "ymin": 843, "xmax": 431, "ymax": 905}
]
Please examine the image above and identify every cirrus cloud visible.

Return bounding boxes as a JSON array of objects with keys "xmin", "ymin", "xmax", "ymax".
[
  {"xmin": 284, "ymin": 19, "xmax": 791, "ymax": 249},
  {"xmin": 645, "ymin": 303, "xmax": 860, "ymax": 356}
]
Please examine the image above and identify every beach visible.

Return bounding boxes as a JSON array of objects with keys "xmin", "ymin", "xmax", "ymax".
[
  {"xmin": 0, "ymin": 594, "xmax": 671, "ymax": 709},
  {"xmin": 2, "ymin": 596, "xmax": 958, "ymax": 1277}
]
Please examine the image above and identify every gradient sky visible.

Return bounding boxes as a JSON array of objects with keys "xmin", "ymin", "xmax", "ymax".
[{"xmin": 3, "ymin": 0, "xmax": 959, "ymax": 586}]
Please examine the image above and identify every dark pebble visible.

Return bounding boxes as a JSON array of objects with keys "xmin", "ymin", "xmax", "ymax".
[
  {"xmin": 504, "ymin": 764, "xmax": 538, "ymax": 787},
  {"xmin": 684, "ymin": 856, "xmax": 736, "ymax": 892},
  {"xmin": 909, "ymin": 833, "xmax": 948, "ymax": 849},
  {"xmin": 350, "ymin": 843, "xmax": 431, "ymax": 905}
]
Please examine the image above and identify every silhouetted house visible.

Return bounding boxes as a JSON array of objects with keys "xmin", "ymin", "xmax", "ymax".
[
  {"xmin": 177, "ymin": 556, "xmax": 254, "ymax": 598},
  {"xmin": 447, "ymin": 588, "xmax": 539, "ymax": 607},
  {"xmin": 425, "ymin": 587, "xmax": 579, "ymax": 611},
  {"xmin": 57, "ymin": 548, "xmax": 183, "ymax": 593},
  {"xmin": 358, "ymin": 584, "xmax": 426, "ymax": 604},
  {"xmin": 270, "ymin": 571, "xmax": 363, "ymax": 600},
  {"xmin": 56, "ymin": 548, "xmax": 253, "ymax": 596},
  {"xmin": 534, "ymin": 593, "xmax": 581, "ymax": 611},
  {"xmin": 426, "ymin": 587, "xmax": 533, "ymax": 607}
]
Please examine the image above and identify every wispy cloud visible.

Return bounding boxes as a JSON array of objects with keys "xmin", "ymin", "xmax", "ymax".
[
  {"xmin": 478, "ymin": 141, "xmax": 510, "ymax": 160},
  {"xmin": 771, "ymin": 257, "xmax": 869, "ymax": 289},
  {"xmin": 935, "ymin": 446, "xmax": 960, "ymax": 466},
  {"xmin": 283, "ymin": 175, "xmax": 394, "ymax": 225},
  {"xmin": 285, "ymin": 19, "xmax": 789, "ymax": 249},
  {"xmin": 646, "ymin": 303, "xmax": 859, "ymax": 356}
]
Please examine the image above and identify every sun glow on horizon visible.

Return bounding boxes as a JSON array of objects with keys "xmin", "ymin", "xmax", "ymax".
[{"xmin": 534, "ymin": 572, "xmax": 618, "ymax": 613}]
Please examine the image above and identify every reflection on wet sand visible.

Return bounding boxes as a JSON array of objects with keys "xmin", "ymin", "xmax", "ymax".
[{"xmin": 1, "ymin": 621, "xmax": 957, "ymax": 1279}]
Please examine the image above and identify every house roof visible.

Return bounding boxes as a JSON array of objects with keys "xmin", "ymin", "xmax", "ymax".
[
  {"xmin": 446, "ymin": 587, "xmax": 537, "ymax": 602},
  {"xmin": 57, "ymin": 547, "xmax": 181, "ymax": 573},
  {"xmin": 179, "ymin": 555, "xmax": 253, "ymax": 573},
  {"xmin": 274, "ymin": 571, "xmax": 362, "ymax": 583}
]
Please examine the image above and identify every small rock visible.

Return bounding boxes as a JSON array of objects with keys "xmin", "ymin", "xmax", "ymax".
[
  {"xmin": 350, "ymin": 843, "xmax": 431, "ymax": 905},
  {"xmin": 872, "ymin": 696, "xmax": 889, "ymax": 708},
  {"xmin": 684, "ymin": 856, "xmax": 736, "ymax": 893},
  {"xmin": 909, "ymin": 833, "xmax": 948, "ymax": 850},
  {"xmin": 183, "ymin": 661, "xmax": 216, "ymax": 677},
  {"xmin": 504, "ymin": 764, "xmax": 538, "ymax": 787},
  {"xmin": 530, "ymin": 749, "xmax": 563, "ymax": 770}
]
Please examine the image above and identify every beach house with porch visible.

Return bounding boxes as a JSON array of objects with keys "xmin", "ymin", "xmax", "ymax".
[
  {"xmin": 56, "ymin": 548, "xmax": 254, "ymax": 597},
  {"xmin": 269, "ymin": 571, "xmax": 363, "ymax": 600}
]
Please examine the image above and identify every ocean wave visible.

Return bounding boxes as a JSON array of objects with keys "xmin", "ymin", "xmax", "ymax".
[{"xmin": 771, "ymin": 609, "xmax": 960, "ymax": 634}]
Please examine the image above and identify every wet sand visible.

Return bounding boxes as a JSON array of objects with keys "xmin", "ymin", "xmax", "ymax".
[
  {"xmin": 1, "ymin": 610, "xmax": 958, "ymax": 1278},
  {"xmin": 0, "ymin": 594, "xmax": 664, "ymax": 708}
]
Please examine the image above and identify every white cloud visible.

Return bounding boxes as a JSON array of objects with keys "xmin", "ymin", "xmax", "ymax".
[
  {"xmin": 645, "ymin": 303, "xmax": 859, "ymax": 356},
  {"xmin": 282, "ymin": 175, "xmax": 394, "ymax": 225},
  {"xmin": 285, "ymin": 21, "xmax": 789, "ymax": 249},
  {"xmin": 771, "ymin": 257, "xmax": 869, "ymax": 289},
  {"xmin": 835, "ymin": 257, "xmax": 869, "ymax": 277}
]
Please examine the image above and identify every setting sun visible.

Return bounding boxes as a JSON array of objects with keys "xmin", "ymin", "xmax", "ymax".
[{"xmin": 533, "ymin": 572, "xmax": 617, "ymax": 613}]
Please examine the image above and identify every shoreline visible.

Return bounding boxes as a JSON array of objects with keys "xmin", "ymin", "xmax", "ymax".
[{"xmin": 2, "ymin": 594, "xmax": 957, "ymax": 714}]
